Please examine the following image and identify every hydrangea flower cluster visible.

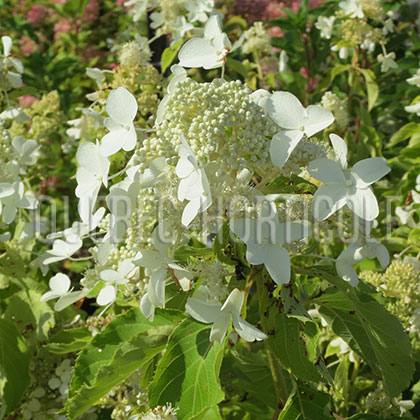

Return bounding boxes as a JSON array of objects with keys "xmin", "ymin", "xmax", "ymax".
[
  {"xmin": 315, "ymin": 0, "xmax": 398, "ymax": 71},
  {"xmin": 40, "ymin": 14, "xmax": 392, "ymax": 347}
]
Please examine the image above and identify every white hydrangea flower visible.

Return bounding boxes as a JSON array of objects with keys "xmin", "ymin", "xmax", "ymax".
[
  {"xmin": 331, "ymin": 44, "xmax": 350, "ymax": 60},
  {"xmin": 279, "ymin": 50, "xmax": 289, "ymax": 72},
  {"xmin": 230, "ymin": 200, "xmax": 311, "ymax": 285},
  {"xmin": 309, "ymin": 134, "xmax": 390, "ymax": 221},
  {"xmin": 11, "ymin": 136, "xmax": 39, "ymax": 167},
  {"xmin": 382, "ymin": 19, "xmax": 394, "ymax": 36},
  {"xmin": 75, "ymin": 140, "xmax": 110, "ymax": 221},
  {"xmin": 150, "ymin": 11, "xmax": 164, "ymax": 30},
  {"xmin": 405, "ymin": 101, "xmax": 420, "ymax": 116},
  {"xmin": 377, "ymin": 52, "xmax": 398, "ymax": 73},
  {"xmin": 186, "ymin": 288, "xmax": 267, "ymax": 343},
  {"xmin": 156, "ymin": 65, "xmax": 187, "ymax": 126},
  {"xmin": 170, "ymin": 16, "xmax": 194, "ymax": 44},
  {"xmin": 43, "ymin": 235, "xmax": 83, "ymax": 265},
  {"xmin": 0, "ymin": 36, "xmax": 23, "ymax": 88},
  {"xmin": 264, "ymin": 91, "xmax": 334, "ymax": 168},
  {"xmin": 315, "ymin": 16, "xmax": 335, "ymax": 39},
  {"xmin": 98, "ymin": 259, "xmax": 138, "ymax": 306},
  {"xmin": 40, "ymin": 273, "xmax": 87, "ymax": 311},
  {"xmin": 0, "ymin": 181, "xmax": 37, "ymax": 224},
  {"xmin": 178, "ymin": 15, "xmax": 231, "ymax": 70},
  {"xmin": 339, "ymin": 0, "xmax": 364, "ymax": 18},
  {"xmin": 185, "ymin": 0, "xmax": 214, "ymax": 23},
  {"xmin": 407, "ymin": 69, "xmax": 420, "ymax": 87},
  {"xmin": 135, "ymin": 222, "xmax": 192, "ymax": 321},
  {"xmin": 99, "ymin": 87, "xmax": 138, "ymax": 157},
  {"xmin": 124, "ymin": 0, "xmax": 148, "ymax": 22},
  {"xmin": 336, "ymin": 239, "xmax": 389, "ymax": 287},
  {"xmin": 176, "ymin": 133, "xmax": 212, "ymax": 227},
  {"xmin": 85, "ymin": 67, "xmax": 112, "ymax": 88}
]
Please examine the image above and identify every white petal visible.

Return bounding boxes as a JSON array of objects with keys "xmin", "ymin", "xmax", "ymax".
[
  {"xmin": 121, "ymin": 123, "xmax": 137, "ymax": 151},
  {"xmin": 263, "ymin": 245, "xmax": 290, "ymax": 285},
  {"xmin": 270, "ymin": 130, "xmax": 303, "ymax": 168},
  {"xmin": 106, "ymin": 87, "xmax": 138, "ymax": 126},
  {"xmin": 178, "ymin": 38, "xmax": 221, "ymax": 69},
  {"xmin": 220, "ymin": 288, "xmax": 244, "ymax": 315},
  {"xmin": 308, "ymin": 158, "xmax": 346, "ymax": 184},
  {"xmin": 264, "ymin": 91, "xmax": 305, "ymax": 129},
  {"xmin": 140, "ymin": 293, "xmax": 155, "ymax": 321},
  {"xmin": 2, "ymin": 205, "xmax": 17, "ymax": 224},
  {"xmin": 133, "ymin": 249, "xmax": 164, "ymax": 270},
  {"xmin": 181, "ymin": 197, "xmax": 201, "ymax": 226},
  {"xmin": 100, "ymin": 269, "xmax": 121, "ymax": 283},
  {"xmin": 210, "ymin": 314, "xmax": 230, "ymax": 343},
  {"xmin": 97, "ymin": 285, "xmax": 116, "ymax": 306},
  {"xmin": 0, "ymin": 183, "xmax": 14, "ymax": 198},
  {"xmin": 312, "ymin": 183, "xmax": 347, "ymax": 221},
  {"xmin": 40, "ymin": 291, "xmax": 61, "ymax": 303},
  {"xmin": 204, "ymin": 15, "xmax": 222, "ymax": 39},
  {"xmin": 276, "ymin": 220, "xmax": 312, "ymax": 245},
  {"xmin": 233, "ymin": 315, "xmax": 267, "ymax": 342},
  {"xmin": 351, "ymin": 157, "xmax": 390, "ymax": 187},
  {"xmin": 147, "ymin": 267, "xmax": 166, "ymax": 307},
  {"xmin": 100, "ymin": 129, "xmax": 126, "ymax": 157},
  {"xmin": 336, "ymin": 260, "xmax": 359, "ymax": 287},
  {"xmin": 49, "ymin": 273, "xmax": 71, "ymax": 294},
  {"xmin": 2, "ymin": 36, "xmax": 12, "ymax": 56},
  {"xmin": 185, "ymin": 298, "xmax": 221, "ymax": 323},
  {"xmin": 245, "ymin": 243, "xmax": 270, "ymax": 265},
  {"xmin": 55, "ymin": 290, "xmax": 86, "ymax": 311},
  {"xmin": 304, "ymin": 105, "xmax": 334, "ymax": 137},
  {"xmin": 346, "ymin": 187, "xmax": 379, "ymax": 221},
  {"xmin": 77, "ymin": 141, "xmax": 110, "ymax": 181},
  {"xmin": 329, "ymin": 134, "xmax": 348, "ymax": 169}
]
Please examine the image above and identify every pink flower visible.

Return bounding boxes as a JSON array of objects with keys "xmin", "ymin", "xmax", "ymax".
[
  {"xmin": 26, "ymin": 5, "xmax": 49, "ymax": 25},
  {"xmin": 83, "ymin": 0, "xmax": 100, "ymax": 23},
  {"xmin": 116, "ymin": 0, "xmax": 125, "ymax": 6},
  {"xmin": 19, "ymin": 95, "xmax": 39, "ymax": 108},
  {"xmin": 19, "ymin": 36, "xmax": 38, "ymax": 54},
  {"xmin": 54, "ymin": 18, "xmax": 72, "ymax": 40}
]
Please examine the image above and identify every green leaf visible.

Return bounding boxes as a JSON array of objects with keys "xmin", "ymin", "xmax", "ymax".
[
  {"xmin": 161, "ymin": 41, "xmax": 183, "ymax": 73},
  {"xmin": 5, "ymin": 289, "xmax": 55, "ymax": 341},
  {"xmin": 149, "ymin": 318, "xmax": 225, "ymax": 420},
  {"xmin": 257, "ymin": 275, "xmax": 321, "ymax": 383},
  {"xmin": 387, "ymin": 122, "xmax": 420, "ymax": 148},
  {"xmin": 312, "ymin": 275, "xmax": 414, "ymax": 397},
  {"xmin": 66, "ymin": 308, "xmax": 183, "ymax": 418},
  {"xmin": 357, "ymin": 68, "xmax": 379, "ymax": 111},
  {"xmin": 348, "ymin": 415, "xmax": 415, "ymax": 420},
  {"xmin": 0, "ymin": 318, "xmax": 31, "ymax": 413},
  {"xmin": 317, "ymin": 64, "xmax": 350, "ymax": 91},
  {"xmin": 45, "ymin": 327, "xmax": 92, "ymax": 354},
  {"xmin": 278, "ymin": 384, "xmax": 334, "ymax": 420}
]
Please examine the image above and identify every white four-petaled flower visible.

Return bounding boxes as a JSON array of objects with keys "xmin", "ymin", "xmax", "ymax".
[
  {"xmin": 186, "ymin": 288, "xmax": 267, "ymax": 343},
  {"xmin": 308, "ymin": 134, "xmax": 390, "ymax": 221},
  {"xmin": 40, "ymin": 273, "xmax": 87, "ymax": 311},
  {"xmin": 176, "ymin": 133, "xmax": 212, "ymax": 226},
  {"xmin": 178, "ymin": 15, "xmax": 231, "ymax": 70},
  {"xmin": 98, "ymin": 259, "xmax": 138, "ymax": 306},
  {"xmin": 264, "ymin": 91, "xmax": 334, "ymax": 168},
  {"xmin": 230, "ymin": 200, "xmax": 311, "ymax": 285},
  {"xmin": 99, "ymin": 87, "xmax": 138, "ymax": 157}
]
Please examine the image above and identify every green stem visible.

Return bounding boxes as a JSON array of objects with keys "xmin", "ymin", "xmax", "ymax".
[{"xmin": 255, "ymin": 269, "xmax": 289, "ymax": 408}]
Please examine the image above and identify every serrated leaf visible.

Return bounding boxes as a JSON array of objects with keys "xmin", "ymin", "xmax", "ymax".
[
  {"xmin": 0, "ymin": 318, "xmax": 31, "ymax": 413},
  {"xmin": 311, "ymin": 269, "xmax": 414, "ymax": 397},
  {"xmin": 5, "ymin": 289, "xmax": 55, "ymax": 341},
  {"xmin": 278, "ymin": 384, "xmax": 334, "ymax": 420},
  {"xmin": 149, "ymin": 318, "xmax": 225, "ymax": 420},
  {"xmin": 46, "ymin": 327, "xmax": 92, "ymax": 354},
  {"xmin": 66, "ymin": 308, "xmax": 184, "ymax": 418}
]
